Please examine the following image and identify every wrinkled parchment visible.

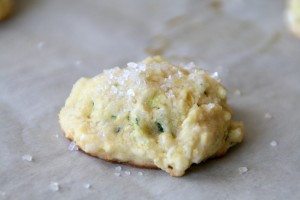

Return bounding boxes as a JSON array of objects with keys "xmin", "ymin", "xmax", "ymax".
[{"xmin": 0, "ymin": 0, "xmax": 299, "ymax": 199}]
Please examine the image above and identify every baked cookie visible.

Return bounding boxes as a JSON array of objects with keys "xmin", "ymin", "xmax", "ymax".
[
  {"xmin": 0, "ymin": 0, "xmax": 13, "ymax": 21},
  {"xmin": 59, "ymin": 57, "xmax": 244, "ymax": 176},
  {"xmin": 286, "ymin": 0, "xmax": 300, "ymax": 37}
]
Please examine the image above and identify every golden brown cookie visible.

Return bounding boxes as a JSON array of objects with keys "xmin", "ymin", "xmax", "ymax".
[
  {"xmin": 0, "ymin": 0, "xmax": 13, "ymax": 21},
  {"xmin": 59, "ymin": 57, "xmax": 244, "ymax": 176},
  {"xmin": 286, "ymin": 0, "xmax": 300, "ymax": 37}
]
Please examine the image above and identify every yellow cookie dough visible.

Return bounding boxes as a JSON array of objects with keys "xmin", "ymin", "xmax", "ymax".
[
  {"xmin": 59, "ymin": 57, "xmax": 244, "ymax": 176},
  {"xmin": 287, "ymin": 0, "xmax": 300, "ymax": 37},
  {"xmin": 0, "ymin": 0, "xmax": 13, "ymax": 21}
]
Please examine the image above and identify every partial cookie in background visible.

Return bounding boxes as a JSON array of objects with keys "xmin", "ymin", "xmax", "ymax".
[
  {"xmin": 59, "ymin": 57, "xmax": 244, "ymax": 176},
  {"xmin": 0, "ymin": 0, "xmax": 13, "ymax": 21},
  {"xmin": 286, "ymin": 0, "xmax": 300, "ymax": 37}
]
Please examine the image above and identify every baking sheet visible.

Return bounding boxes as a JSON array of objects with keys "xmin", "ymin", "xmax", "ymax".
[{"xmin": 1, "ymin": 0, "xmax": 300, "ymax": 199}]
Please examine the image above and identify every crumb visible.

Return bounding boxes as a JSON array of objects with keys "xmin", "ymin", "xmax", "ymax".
[
  {"xmin": 165, "ymin": 15, "xmax": 185, "ymax": 28},
  {"xmin": 210, "ymin": 0, "xmax": 222, "ymax": 10}
]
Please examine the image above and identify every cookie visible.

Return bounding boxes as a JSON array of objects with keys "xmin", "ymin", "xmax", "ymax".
[
  {"xmin": 286, "ymin": 0, "xmax": 300, "ymax": 37},
  {"xmin": 59, "ymin": 57, "xmax": 244, "ymax": 176},
  {"xmin": 0, "ymin": 0, "xmax": 13, "ymax": 21}
]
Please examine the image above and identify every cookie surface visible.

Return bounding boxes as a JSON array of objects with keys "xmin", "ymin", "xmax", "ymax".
[{"xmin": 59, "ymin": 57, "xmax": 244, "ymax": 176}]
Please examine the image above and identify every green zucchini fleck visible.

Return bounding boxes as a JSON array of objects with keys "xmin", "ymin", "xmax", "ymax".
[
  {"xmin": 135, "ymin": 118, "xmax": 139, "ymax": 126},
  {"xmin": 114, "ymin": 127, "xmax": 121, "ymax": 133},
  {"xmin": 156, "ymin": 122, "xmax": 164, "ymax": 133}
]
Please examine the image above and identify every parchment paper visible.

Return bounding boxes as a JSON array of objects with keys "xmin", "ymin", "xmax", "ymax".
[{"xmin": 1, "ymin": 0, "xmax": 300, "ymax": 199}]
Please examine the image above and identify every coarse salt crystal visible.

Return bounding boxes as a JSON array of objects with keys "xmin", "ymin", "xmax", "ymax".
[
  {"xmin": 50, "ymin": 182, "xmax": 60, "ymax": 192},
  {"xmin": 270, "ymin": 140, "xmax": 278, "ymax": 147},
  {"xmin": 55, "ymin": 134, "xmax": 59, "ymax": 138},
  {"xmin": 68, "ymin": 141, "xmax": 78, "ymax": 151},
  {"xmin": 127, "ymin": 62, "xmax": 138, "ymax": 68},
  {"xmin": 234, "ymin": 89, "xmax": 241, "ymax": 96},
  {"xmin": 238, "ymin": 167, "xmax": 248, "ymax": 174},
  {"xmin": 114, "ymin": 172, "xmax": 121, "ymax": 177},
  {"xmin": 264, "ymin": 113, "xmax": 272, "ymax": 119},
  {"xmin": 138, "ymin": 172, "xmax": 143, "ymax": 176},
  {"xmin": 0, "ymin": 191, "xmax": 6, "ymax": 196},
  {"xmin": 115, "ymin": 166, "xmax": 122, "ymax": 171},
  {"xmin": 84, "ymin": 183, "xmax": 91, "ymax": 189},
  {"xmin": 22, "ymin": 154, "xmax": 33, "ymax": 162},
  {"xmin": 124, "ymin": 171, "xmax": 131, "ymax": 176}
]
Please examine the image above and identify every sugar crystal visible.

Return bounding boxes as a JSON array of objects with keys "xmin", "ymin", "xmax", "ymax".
[
  {"xmin": 124, "ymin": 171, "xmax": 131, "ymax": 176},
  {"xmin": 84, "ymin": 183, "xmax": 91, "ymax": 189},
  {"xmin": 68, "ymin": 141, "xmax": 78, "ymax": 151},
  {"xmin": 114, "ymin": 172, "xmax": 121, "ymax": 177},
  {"xmin": 238, "ymin": 167, "xmax": 248, "ymax": 174},
  {"xmin": 50, "ymin": 182, "xmax": 60, "ymax": 192},
  {"xmin": 127, "ymin": 62, "xmax": 137, "ymax": 68},
  {"xmin": 22, "ymin": 154, "xmax": 33, "ymax": 162},
  {"xmin": 270, "ymin": 140, "xmax": 278, "ymax": 147},
  {"xmin": 115, "ymin": 166, "xmax": 122, "ymax": 171}
]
